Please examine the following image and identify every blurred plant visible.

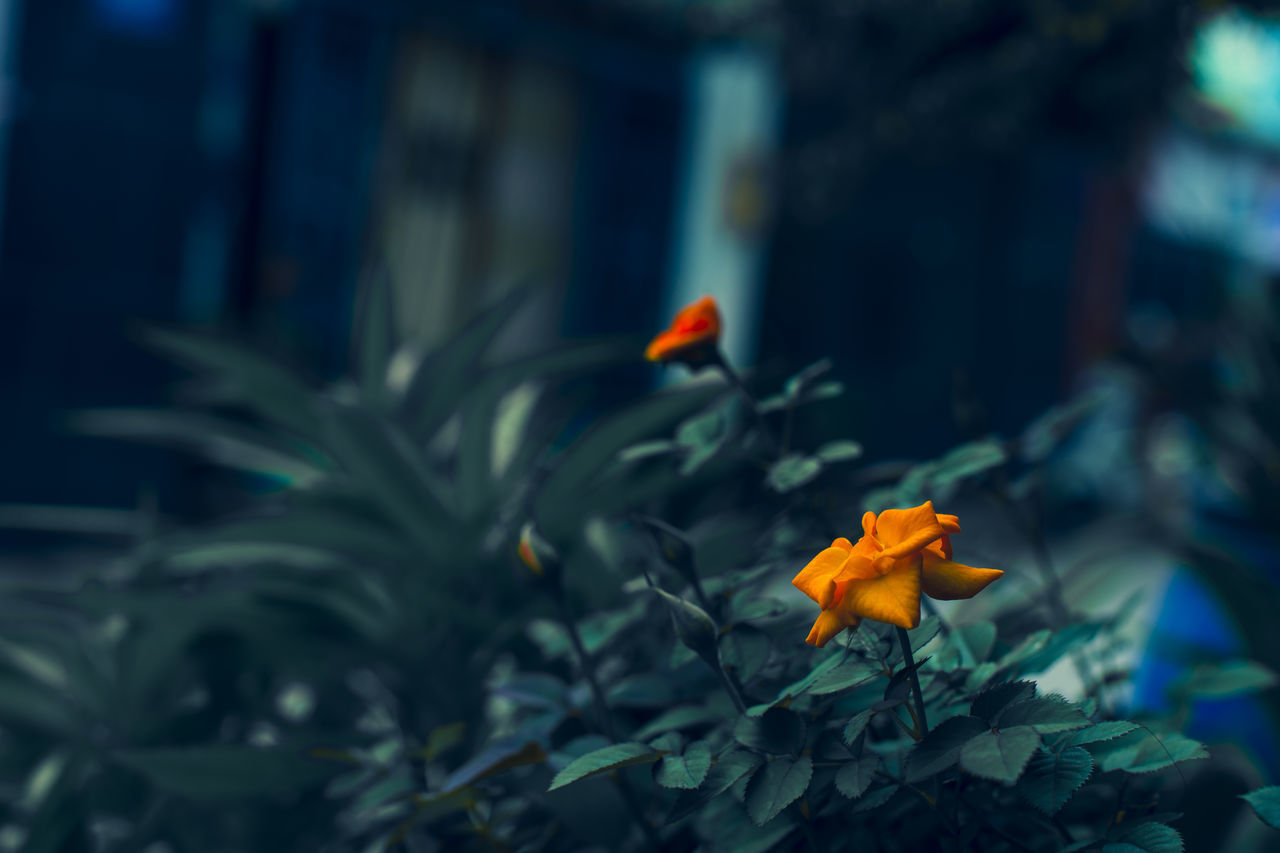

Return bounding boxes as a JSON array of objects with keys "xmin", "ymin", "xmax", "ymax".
[
  {"xmin": 0, "ymin": 283, "xmax": 723, "ymax": 850},
  {"xmin": 0, "ymin": 288, "xmax": 1276, "ymax": 851}
]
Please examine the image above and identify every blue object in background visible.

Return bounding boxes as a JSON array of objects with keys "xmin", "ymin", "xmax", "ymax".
[
  {"xmin": 1135, "ymin": 567, "xmax": 1279, "ymax": 778},
  {"xmin": 92, "ymin": 0, "xmax": 178, "ymax": 36}
]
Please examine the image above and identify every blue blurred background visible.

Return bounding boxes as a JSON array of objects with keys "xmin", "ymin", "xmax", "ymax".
[{"xmin": 4, "ymin": 0, "xmax": 1280, "ymax": 801}]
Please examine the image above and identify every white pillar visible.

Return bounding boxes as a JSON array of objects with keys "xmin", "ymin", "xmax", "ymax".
[{"xmin": 664, "ymin": 46, "xmax": 781, "ymax": 372}]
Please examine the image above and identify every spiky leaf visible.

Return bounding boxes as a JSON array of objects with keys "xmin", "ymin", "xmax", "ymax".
[
  {"xmin": 745, "ymin": 755, "xmax": 813, "ymax": 827},
  {"xmin": 905, "ymin": 715, "xmax": 988, "ymax": 782},
  {"xmin": 994, "ymin": 694, "xmax": 1090, "ymax": 733},
  {"xmin": 548, "ymin": 743, "xmax": 665, "ymax": 791},
  {"xmin": 1242, "ymin": 786, "xmax": 1280, "ymax": 829},
  {"xmin": 656, "ymin": 741, "xmax": 713, "ymax": 790},
  {"xmin": 959, "ymin": 726, "xmax": 1040, "ymax": 784},
  {"xmin": 835, "ymin": 756, "xmax": 878, "ymax": 799},
  {"xmin": 1018, "ymin": 747, "xmax": 1093, "ymax": 814}
]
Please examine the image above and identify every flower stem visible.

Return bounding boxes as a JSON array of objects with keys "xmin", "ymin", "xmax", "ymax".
[
  {"xmin": 714, "ymin": 660, "xmax": 749, "ymax": 714},
  {"xmin": 896, "ymin": 627, "xmax": 929, "ymax": 738},
  {"xmin": 709, "ymin": 349, "xmax": 781, "ymax": 455},
  {"xmin": 553, "ymin": 588, "xmax": 616, "ymax": 740},
  {"xmin": 553, "ymin": 588, "xmax": 661, "ymax": 850}
]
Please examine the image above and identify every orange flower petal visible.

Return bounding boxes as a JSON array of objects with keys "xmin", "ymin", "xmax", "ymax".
[
  {"xmin": 937, "ymin": 513, "xmax": 961, "ymax": 533},
  {"xmin": 832, "ymin": 552, "xmax": 878, "ymax": 584},
  {"xmin": 921, "ymin": 551, "xmax": 1004, "ymax": 600},
  {"xmin": 861, "ymin": 511, "xmax": 877, "ymax": 539},
  {"xmin": 840, "ymin": 557, "xmax": 923, "ymax": 629},
  {"xmin": 875, "ymin": 502, "xmax": 946, "ymax": 561},
  {"xmin": 792, "ymin": 545, "xmax": 852, "ymax": 608},
  {"xmin": 832, "ymin": 536, "xmax": 854, "ymax": 551},
  {"xmin": 850, "ymin": 533, "xmax": 882, "ymax": 561},
  {"xmin": 926, "ymin": 534, "xmax": 953, "ymax": 561},
  {"xmin": 644, "ymin": 296, "xmax": 721, "ymax": 362},
  {"xmin": 805, "ymin": 608, "xmax": 859, "ymax": 647}
]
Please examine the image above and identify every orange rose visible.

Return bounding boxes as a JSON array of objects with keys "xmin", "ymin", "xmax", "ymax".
[
  {"xmin": 645, "ymin": 296, "xmax": 721, "ymax": 364},
  {"xmin": 792, "ymin": 501, "xmax": 1003, "ymax": 647}
]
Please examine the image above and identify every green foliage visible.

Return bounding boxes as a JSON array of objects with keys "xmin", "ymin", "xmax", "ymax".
[
  {"xmin": 958, "ymin": 726, "xmax": 1040, "ymax": 784},
  {"xmin": 1242, "ymin": 786, "xmax": 1280, "ymax": 829},
  {"xmin": 549, "ymin": 743, "xmax": 667, "ymax": 790},
  {"xmin": 1104, "ymin": 821, "xmax": 1185, "ymax": 853},
  {"xmin": 0, "ymin": 280, "xmax": 1259, "ymax": 852},
  {"xmin": 1017, "ymin": 747, "xmax": 1093, "ymax": 813},
  {"xmin": 744, "ymin": 755, "xmax": 811, "ymax": 826}
]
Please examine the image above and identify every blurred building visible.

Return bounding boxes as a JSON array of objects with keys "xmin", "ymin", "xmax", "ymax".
[{"xmin": 0, "ymin": 0, "xmax": 743, "ymax": 513}]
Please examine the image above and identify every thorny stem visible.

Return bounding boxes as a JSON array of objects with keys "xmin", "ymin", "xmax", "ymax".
[{"xmin": 897, "ymin": 627, "xmax": 930, "ymax": 738}]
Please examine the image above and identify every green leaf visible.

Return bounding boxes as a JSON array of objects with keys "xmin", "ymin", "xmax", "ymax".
[
  {"xmin": 113, "ymin": 746, "xmax": 334, "ymax": 801},
  {"xmin": 814, "ymin": 440, "xmax": 863, "ymax": 464},
  {"xmin": 656, "ymin": 741, "xmax": 713, "ymax": 790},
  {"xmin": 959, "ymin": 726, "xmax": 1040, "ymax": 784},
  {"xmin": 317, "ymin": 404, "xmax": 454, "ymax": 555},
  {"xmin": 71, "ymin": 409, "xmax": 326, "ymax": 484},
  {"xmin": 718, "ymin": 625, "xmax": 772, "ymax": 684},
  {"xmin": 765, "ymin": 454, "xmax": 824, "ymax": 493},
  {"xmin": 934, "ymin": 439, "xmax": 1007, "ymax": 485},
  {"xmin": 139, "ymin": 329, "xmax": 321, "ymax": 440},
  {"xmin": 1171, "ymin": 661, "xmax": 1278, "ymax": 699},
  {"xmin": 635, "ymin": 705, "xmax": 723, "ymax": 741},
  {"xmin": 905, "ymin": 715, "xmax": 989, "ymax": 782},
  {"xmin": 1021, "ymin": 392, "xmax": 1102, "ymax": 462},
  {"xmin": 1092, "ymin": 730, "xmax": 1208, "ymax": 774},
  {"xmin": 1018, "ymin": 747, "xmax": 1093, "ymax": 814},
  {"xmin": 607, "ymin": 674, "xmax": 676, "ymax": 708},
  {"xmin": 734, "ymin": 708, "xmax": 805, "ymax": 755},
  {"xmin": 420, "ymin": 723, "xmax": 466, "ymax": 762},
  {"xmin": 1108, "ymin": 822, "xmax": 1184, "ymax": 853},
  {"xmin": 906, "ymin": 616, "xmax": 942, "ymax": 654},
  {"xmin": 0, "ymin": 672, "xmax": 79, "ymax": 735},
  {"xmin": 547, "ymin": 743, "xmax": 665, "ymax": 791},
  {"xmin": 851, "ymin": 785, "xmax": 898, "ymax": 812},
  {"xmin": 994, "ymin": 694, "xmax": 1090, "ymax": 733},
  {"xmin": 995, "ymin": 630, "xmax": 1052, "ymax": 672},
  {"xmin": 618, "ymin": 439, "xmax": 679, "ymax": 462},
  {"xmin": 1067, "ymin": 721, "xmax": 1139, "ymax": 747},
  {"xmin": 651, "ymin": 588, "xmax": 720, "ymax": 664},
  {"xmin": 971, "ymin": 681, "xmax": 1037, "ymax": 722},
  {"xmin": 495, "ymin": 673, "xmax": 568, "ymax": 709},
  {"xmin": 960, "ymin": 621, "xmax": 998, "ymax": 662},
  {"xmin": 537, "ymin": 382, "xmax": 725, "ymax": 535},
  {"xmin": 842, "ymin": 709, "xmax": 874, "ymax": 747},
  {"xmin": 399, "ymin": 289, "xmax": 526, "ymax": 436},
  {"xmin": 1241, "ymin": 786, "xmax": 1280, "ymax": 829},
  {"xmin": 745, "ymin": 755, "xmax": 813, "ymax": 827},
  {"xmin": 1008, "ymin": 622, "xmax": 1104, "ymax": 677},
  {"xmin": 773, "ymin": 648, "xmax": 848, "ymax": 703},
  {"xmin": 729, "ymin": 596, "xmax": 788, "ymax": 623},
  {"xmin": 835, "ymin": 756, "xmax": 878, "ymax": 799},
  {"xmin": 783, "ymin": 359, "xmax": 834, "ymax": 398},
  {"xmin": 445, "ymin": 738, "xmax": 548, "ymax": 790},
  {"xmin": 809, "ymin": 658, "xmax": 879, "ymax": 696},
  {"xmin": 667, "ymin": 749, "xmax": 762, "ymax": 824}
]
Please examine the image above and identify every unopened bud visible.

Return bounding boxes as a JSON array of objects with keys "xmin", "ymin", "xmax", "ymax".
[
  {"xmin": 651, "ymin": 587, "xmax": 720, "ymax": 671},
  {"xmin": 517, "ymin": 522, "xmax": 561, "ymax": 585}
]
